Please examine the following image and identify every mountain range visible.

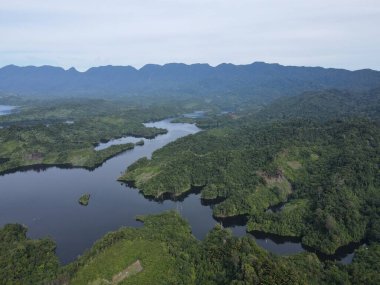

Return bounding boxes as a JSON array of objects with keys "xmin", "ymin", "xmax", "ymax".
[{"xmin": 0, "ymin": 62, "xmax": 380, "ymax": 101}]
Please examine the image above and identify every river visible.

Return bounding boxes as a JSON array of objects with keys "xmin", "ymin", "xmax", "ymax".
[{"xmin": 0, "ymin": 119, "xmax": 356, "ymax": 264}]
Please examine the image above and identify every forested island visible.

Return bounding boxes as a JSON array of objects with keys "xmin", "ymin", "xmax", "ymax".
[
  {"xmin": 78, "ymin": 193, "xmax": 90, "ymax": 206},
  {"xmin": 0, "ymin": 64, "xmax": 379, "ymax": 284},
  {"xmin": 0, "ymin": 99, "xmax": 195, "ymax": 174}
]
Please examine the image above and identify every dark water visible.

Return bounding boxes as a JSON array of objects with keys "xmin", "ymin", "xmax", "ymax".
[
  {"xmin": 0, "ymin": 120, "xmax": 220, "ymax": 264},
  {"xmin": 95, "ymin": 135, "xmax": 144, "ymax": 151},
  {"xmin": 0, "ymin": 105, "xmax": 16, "ymax": 116},
  {"xmin": 249, "ymin": 231, "xmax": 356, "ymax": 265},
  {"xmin": 0, "ymin": 119, "xmax": 357, "ymax": 264}
]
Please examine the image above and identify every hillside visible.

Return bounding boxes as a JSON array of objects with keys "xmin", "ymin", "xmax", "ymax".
[
  {"xmin": 256, "ymin": 88, "xmax": 380, "ymax": 122},
  {"xmin": 119, "ymin": 89, "xmax": 380, "ymax": 256}
]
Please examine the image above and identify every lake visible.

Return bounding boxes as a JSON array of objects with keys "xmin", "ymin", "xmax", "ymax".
[
  {"xmin": 183, "ymin": 110, "xmax": 206, "ymax": 119},
  {"xmin": 0, "ymin": 119, "xmax": 357, "ymax": 264},
  {"xmin": 0, "ymin": 105, "xmax": 16, "ymax": 116}
]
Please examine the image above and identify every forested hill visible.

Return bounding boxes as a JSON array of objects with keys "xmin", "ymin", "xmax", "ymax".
[
  {"xmin": 118, "ymin": 85, "xmax": 380, "ymax": 257},
  {"xmin": 256, "ymin": 88, "xmax": 380, "ymax": 122},
  {"xmin": 1, "ymin": 62, "xmax": 380, "ymax": 100}
]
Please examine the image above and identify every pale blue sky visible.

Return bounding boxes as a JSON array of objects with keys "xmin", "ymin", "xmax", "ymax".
[{"xmin": 1, "ymin": 0, "xmax": 379, "ymax": 71}]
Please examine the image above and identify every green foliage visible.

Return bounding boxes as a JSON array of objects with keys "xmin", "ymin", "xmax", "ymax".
[
  {"xmin": 64, "ymin": 211, "xmax": 198, "ymax": 285},
  {"xmin": 197, "ymin": 227, "xmax": 309, "ymax": 285},
  {"xmin": 0, "ymin": 224, "xmax": 59, "ymax": 285},
  {"xmin": 64, "ymin": 212, "xmax": 314, "ymax": 284},
  {"xmin": 78, "ymin": 193, "xmax": 91, "ymax": 206},
  {"xmin": 1, "ymin": 212, "xmax": 379, "ymax": 285},
  {"xmin": 256, "ymin": 88, "xmax": 380, "ymax": 122},
  {"xmin": 1, "ymin": 87, "xmax": 380, "ymax": 283},
  {"xmin": 70, "ymin": 240, "xmax": 176, "ymax": 285},
  {"xmin": 348, "ymin": 243, "xmax": 380, "ymax": 285},
  {"xmin": 0, "ymin": 98, "xmax": 199, "ymax": 174},
  {"xmin": 120, "ymin": 118, "xmax": 380, "ymax": 254},
  {"xmin": 248, "ymin": 199, "xmax": 310, "ymax": 237},
  {"xmin": 65, "ymin": 212, "xmax": 380, "ymax": 285}
]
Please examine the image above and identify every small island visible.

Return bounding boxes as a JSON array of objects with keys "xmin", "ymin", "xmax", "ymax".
[
  {"xmin": 135, "ymin": 139, "xmax": 145, "ymax": 146},
  {"xmin": 78, "ymin": 193, "xmax": 90, "ymax": 206}
]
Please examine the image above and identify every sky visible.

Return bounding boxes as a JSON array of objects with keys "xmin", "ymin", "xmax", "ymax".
[{"xmin": 0, "ymin": 0, "xmax": 379, "ymax": 71}]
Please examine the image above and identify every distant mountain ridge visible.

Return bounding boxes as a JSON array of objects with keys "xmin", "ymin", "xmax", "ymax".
[{"xmin": 1, "ymin": 62, "xmax": 380, "ymax": 101}]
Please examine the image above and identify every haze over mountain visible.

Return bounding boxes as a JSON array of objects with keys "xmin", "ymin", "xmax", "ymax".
[
  {"xmin": 1, "ymin": 62, "xmax": 380, "ymax": 102},
  {"xmin": 256, "ymin": 88, "xmax": 380, "ymax": 122}
]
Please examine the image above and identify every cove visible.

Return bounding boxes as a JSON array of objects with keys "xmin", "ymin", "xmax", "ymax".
[{"xmin": 0, "ymin": 119, "xmax": 358, "ymax": 264}]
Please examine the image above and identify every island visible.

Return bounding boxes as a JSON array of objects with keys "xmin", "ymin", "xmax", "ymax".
[{"xmin": 78, "ymin": 193, "xmax": 90, "ymax": 206}]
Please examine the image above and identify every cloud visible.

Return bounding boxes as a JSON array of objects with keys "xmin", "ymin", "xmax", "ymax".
[{"xmin": 0, "ymin": 0, "xmax": 379, "ymax": 70}]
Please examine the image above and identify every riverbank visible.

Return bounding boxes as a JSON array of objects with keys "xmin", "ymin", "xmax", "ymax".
[
  {"xmin": 115, "ymin": 117, "xmax": 379, "ymax": 260},
  {"xmin": 0, "ymin": 143, "xmax": 135, "ymax": 176}
]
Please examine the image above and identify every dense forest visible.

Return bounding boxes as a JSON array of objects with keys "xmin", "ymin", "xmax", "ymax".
[
  {"xmin": 256, "ymin": 88, "xmax": 380, "ymax": 122},
  {"xmin": 0, "ymin": 224, "xmax": 59, "ymax": 284},
  {"xmin": 120, "ymin": 89, "xmax": 380, "ymax": 257}
]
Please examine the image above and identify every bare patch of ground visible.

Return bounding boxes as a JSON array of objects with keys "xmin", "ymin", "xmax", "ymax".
[
  {"xmin": 286, "ymin": 160, "xmax": 302, "ymax": 170},
  {"xmin": 137, "ymin": 171, "xmax": 159, "ymax": 183},
  {"xmin": 256, "ymin": 170, "xmax": 292, "ymax": 195},
  {"xmin": 89, "ymin": 260, "xmax": 143, "ymax": 285},
  {"xmin": 112, "ymin": 260, "xmax": 143, "ymax": 284},
  {"xmin": 25, "ymin": 152, "xmax": 44, "ymax": 161}
]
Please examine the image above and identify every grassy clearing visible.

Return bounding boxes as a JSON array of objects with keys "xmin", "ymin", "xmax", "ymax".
[
  {"xmin": 275, "ymin": 146, "xmax": 319, "ymax": 181},
  {"xmin": 287, "ymin": 160, "xmax": 302, "ymax": 170},
  {"xmin": 71, "ymin": 240, "xmax": 176, "ymax": 285}
]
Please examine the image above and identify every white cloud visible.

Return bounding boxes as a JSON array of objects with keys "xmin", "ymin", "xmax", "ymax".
[{"xmin": 0, "ymin": 0, "xmax": 379, "ymax": 70}]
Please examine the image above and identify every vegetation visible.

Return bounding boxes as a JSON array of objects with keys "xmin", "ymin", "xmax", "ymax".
[
  {"xmin": 67, "ymin": 212, "xmax": 191, "ymax": 285},
  {"xmin": 78, "ymin": 193, "xmax": 91, "ymax": 206},
  {"xmin": 65, "ymin": 212, "xmax": 380, "ymax": 285},
  {"xmin": 1, "ymin": 80, "xmax": 380, "ymax": 283},
  {"xmin": 53, "ymin": 211, "xmax": 332, "ymax": 284},
  {"xmin": 3, "ymin": 211, "xmax": 379, "ymax": 284},
  {"xmin": 0, "ymin": 98, "xmax": 209, "ymax": 174},
  {"xmin": 348, "ymin": 243, "xmax": 380, "ymax": 284},
  {"xmin": 120, "ymin": 89, "xmax": 380, "ymax": 256},
  {"xmin": 0, "ymin": 224, "xmax": 59, "ymax": 285},
  {"xmin": 256, "ymin": 88, "xmax": 380, "ymax": 122}
]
